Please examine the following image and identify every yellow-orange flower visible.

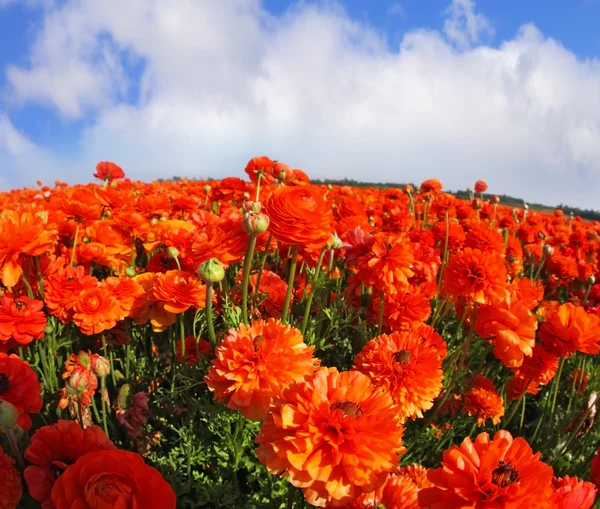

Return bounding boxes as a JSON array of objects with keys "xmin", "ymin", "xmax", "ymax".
[
  {"xmin": 205, "ymin": 319, "xmax": 319, "ymax": 420},
  {"xmin": 73, "ymin": 285, "xmax": 121, "ymax": 335},
  {"xmin": 256, "ymin": 367, "xmax": 406, "ymax": 507},
  {"xmin": 463, "ymin": 375, "xmax": 505, "ymax": 426},
  {"xmin": 150, "ymin": 270, "xmax": 206, "ymax": 314}
]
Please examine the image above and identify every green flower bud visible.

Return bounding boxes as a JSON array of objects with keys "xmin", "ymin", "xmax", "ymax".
[
  {"xmin": 198, "ymin": 258, "xmax": 225, "ymax": 283},
  {"xmin": 125, "ymin": 266, "xmax": 137, "ymax": 278},
  {"xmin": 0, "ymin": 401, "xmax": 18, "ymax": 432},
  {"xmin": 167, "ymin": 247, "xmax": 179, "ymax": 259},
  {"xmin": 243, "ymin": 212, "xmax": 269, "ymax": 235}
]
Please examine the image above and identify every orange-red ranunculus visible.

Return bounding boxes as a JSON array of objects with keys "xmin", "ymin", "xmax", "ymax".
[
  {"xmin": 51, "ymin": 449, "xmax": 176, "ymax": 509},
  {"xmin": 0, "ymin": 294, "xmax": 47, "ymax": 345}
]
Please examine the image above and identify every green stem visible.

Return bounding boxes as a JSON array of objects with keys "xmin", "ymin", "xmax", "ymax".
[
  {"xmin": 33, "ymin": 256, "xmax": 45, "ymax": 299},
  {"xmin": 179, "ymin": 313, "xmax": 186, "ymax": 360},
  {"xmin": 100, "ymin": 376, "xmax": 109, "ymax": 436},
  {"xmin": 206, "ymin": 282, "xmax": 217, "ymax": 348},
  {"xmin": 550, "ymin": 356, "xmax": 566, "ymax": 415},
  {"xmin": 377, "ymin": 291, "xmax": 385, "ymax": 335},
  {"xmin": 281, "ymin": 246, "xmax": 298, "ymax": 325},
  {"xmin": 241, "ymin": 234, "xmax": 257, "ymax": 324},
  {"xmin": 300, "ymin": 248, "xmax": 326, "ymax": 336}
]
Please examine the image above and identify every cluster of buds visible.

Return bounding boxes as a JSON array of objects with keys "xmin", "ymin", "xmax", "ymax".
[
  {"xmin": 242, "ymin": 200, "xmax": 269, "ymax": 235},
  {"xmin": 59, "ymin": 351, "xmax": 110, "ymax": 419}
]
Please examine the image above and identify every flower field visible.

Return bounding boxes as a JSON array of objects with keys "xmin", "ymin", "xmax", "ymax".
[{"xmin": 2, "ymin": 157, "xmax": 600, "ymax": 508}]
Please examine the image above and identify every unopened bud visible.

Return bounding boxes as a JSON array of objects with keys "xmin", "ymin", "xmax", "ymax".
[
  {"xmin": 77, "ymin": 352, "xmax": 91, "ymax": 369},
  {"xmin": 0, "ymin": 401, "xmax": 18, "ymax": 432},
  {"xmin": 589, "ymin": 275, "xmax": 596, "ymax": 285},
  {"xmin": 68, "ymin": 370, "xmax": 93, "ymax": 394},
  {"xmin": 543, "ymin": 244, "xmax": 554, "ymax": 257},
  {"xmin": 44, "ymin": 322, "xmax": 55, "ymax": 335},
  {"xmin": 204, "ymin": 185, "xmax": 211, "ymax": 193},
  {"xmin": 472, "ymin": 198, "xmax": 481, "ymax": 210},
  {"xmin": 150, "ymin": 217, "xmax": 159, "ymax": 225},
  {"xmin": 271, "ymin": 162, "xmax": 294, "ymax": 183},
  {"xmin": 243, "ymin": 212, "xmax": 269, "ymax": 235},
  {"xmin": 492, "ymin": 195, "xmax": 500, "ymax": 204},
  {"xmin": 167, "ymin": 247, "xmax": 179, "ymax": 259},
  {"xmin": 243, "ymin": 200, "xmax": 262, "ymax": 213},
  {"xmin": 328, "ymin": 232, "xmax": 343, "ymax": 250},
  {"xmin": 198, "ymin": 258, "xmax": 225, "ymax": 283},
  {"xmin": 243, "ymin": 192, "xmax": 250, "ymax": 200},
  {"xmin": 125, "ymin": 266, "xmax": 137, "ymax": 278},
  {"xmin": 91, "ymin": 354, "xmax": 111, "ymax": 378}
]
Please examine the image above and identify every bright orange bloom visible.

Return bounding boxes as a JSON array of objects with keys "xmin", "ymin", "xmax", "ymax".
[
  {"xmin": 384, "ymin": 288, "xmax": 432, "ymax": 330},
  {"xmin": 354, "ymin": 330, "xmax": 444, "ymax": 421},
  {"xmin": 551, "ymin": 476, "xmax": 596, "ymax": 509},
  {"xmin": 0, "ymin": 445, "xmax": 22, "ymax": 509},
  {"xmin": 0, "ymin": 211, "xmax": 58, "ymax": 288},
  {"xmin": 419, "ymin": 431, "xmax": 554, "ymax": 508},
  {"xmin": 420, "ymin": 179, "xmax": 443, "ymax": 193},
  {"xmin": 190, "ymin": 213, "xmax": 249, "ymax": 267},
  {"xmin": 398, "ymin": 464, "xmax": 432, "ymax": 489},
  {"xmin": 463, "ymin": 375, "xmax": 505, "ymax": 426},
  {"xmin": 103, "ymin": 276, "xmax": 143, "ymax": 320},
  {"xmin": 94, "ymin": 161, "xmax": 125, "ymax": 181},
  {"xmin": 510, "ymin": 278, "xmax": 543, "ymax": 310},
  {"xmin": 546, "ymin": 254, "xmax": 578, "ymax": 280},
  {"xmin": 331, "ymin": 472, "xmax": 419, "ymax": 508},
  {"xmin": 474, "ymin": 180, "xmax": 488, "ymax": 193},
  {"xmin": 205, "ymin": 319, "xmax": 318, "ymax": 420},
  {"xmin": 0, "ymin": 353, "xmax": 43, "ymax": 430},
  {"xmin": 256, "ymin": 367, "xmax": 406, "ymax": 507},
  {"xmin": 540, "ymin": 303, "xmax": 600, "ymax": 357},
  {"xmin": 244, "ymin": 156, "xmax": 276, "ymax": 186},
  {"xmin": 250, "ymin": 269, "xmax": 289, "ymax": 319},
  {"xmin": 443, "ymin": 248, "xmax": 508, "ymax": 304},
  {"xmin": 73, "ymin": 285, "xmax": 121, "ymax": 335},
  {"xmin": 475, "ymin": 294, "xmax": 537, "ymax": 368},
  {"xmin": 356, "ymin": 233, "xmax": 414, "ymax": 294},
  {"xmin": 0, "ymin": 294, "xmax": 47, "ymax": 345},
  {"xmin": 51, "ymin": 450, "xmax": 176, "ymax": 509},
  {"xmin": 150, "ymin": 270, "xmax": 206, "ymax": 314},
  {"xmin": 24, "ymin": 420, "xmax": 116, "ymax": 509},
  {"xmin": 44, "ymin": 265, "xmax": 98, "ymax": 323},
  {"xmin": 264, "ymin": 186, "xmax": 335, "ymax": 251}
]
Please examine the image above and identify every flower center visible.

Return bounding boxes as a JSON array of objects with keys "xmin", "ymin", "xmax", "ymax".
[
  {"xmin": 491, "ymin": 461, "xmax": 519, "ymax": 488},
  {"xmin": 394, "ymin": 349, "xmax": 411, "ymax": 364},
  {"xmin": 86, "ymin": 473, "xmax": 133, "ymax": 506},
  {"xmin": 15, "ymin": 300, "xmax": 27, "ymax": 311},
  {"xmin": 253, "ymin": 335, "xmax": 264, "ymax": 352},
  {"xmin": 330, "ymin": 400, "xmax": 363, "ymax": 418},
  {"xmin": 0, "ymin": 373, "xmax": 9, "ymax": 393}
]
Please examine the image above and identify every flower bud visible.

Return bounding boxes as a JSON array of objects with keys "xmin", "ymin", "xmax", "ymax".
[
  {"xmin": 198, "ymin": 258, "xmax": 225, "ymax": 283},
  {"xmin": 472, "ymin": 198, "xmax": 481, "ymax": 210},
  {"xmin": 271, "ymin": 162, "xmax": 294, "ymax": 183},
  {"xmin": 243, "ymin": 200, "xmax": 262, "ymax": 213},
  {"xmin": 0, "ymin": 400, "xmax": 18, "ymax": 432},
  {"xmin": 327, "ymin": 232, "xmax": 343, "ymax": 250},
  {"xmin": 243, "ymin": 192, "xmax": 250, "ymax": 200},
  {"xmin": 125, "ymin": 266, "xmax": 137, "ymax": 277},
  {"xmin": 204, "ymin": 185, "xmax": 211, "ymax": 193},
  {"xmin": 91, "ymin": 354, "xmax": 111, "ymax": 378},
  {"xmin": 44, "ymin": 322, "xmax": 55, "ymax": 335},
  {"xmin": 167, "ymin": 247, "xmax": 179, "ymax": 259},
  {"xmin": 491, "ymin": 195, "xmax": 500, "ymax": 204},
  {"xmin": 589, "ymin": 275, "xmax": 596, "ymax": 285},
  {"xmin": 77, "ymin": 351, "xmax": 91, "ymax": 369},
  {"xmin": 68, "ymin": 369, "xmax": 94, "ymax": 394},
  {"xmin": 404, "ymin": 184, "xmax": 413, "ymax": 194},
  {"xmin": 543, "ymin": 244, "xmax": 554, "ymax": 257},
  {"xmin": 243, "ymin": 212, "xmax": 269, "ymax": 235}
]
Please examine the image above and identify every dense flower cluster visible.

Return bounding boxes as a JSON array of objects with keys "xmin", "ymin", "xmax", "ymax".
[{"xmin": 0, "ymin": 162, "xmax": 599, "ymax": 508}]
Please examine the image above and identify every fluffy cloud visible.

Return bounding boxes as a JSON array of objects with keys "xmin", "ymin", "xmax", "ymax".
[{"xmin": 1, "ymin": 0, "xmax": 600, "ymax": 208}]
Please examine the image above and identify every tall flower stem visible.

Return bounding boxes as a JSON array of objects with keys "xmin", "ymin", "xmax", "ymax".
[
  {"xmin": 100, "ymin": 376, "xmax": 109, "ymax": 436},
  {"xmin": 206, "ymin": 282, "xmax": 217, "ymax": 348},
  {"xmin": 281, "ymin": 246, "xmax": 298, "ymax": 325},
  {"xmin": 241, "ymin": 234, "xmax": 257, "ymax": 324},
  {"xmin": 377, "ymin": 291, "xmax": 385, "ymax": 335},
  {"xmin": 179, "ymin": 313, "xmax": 186, "ymax": 359},
  {"xmin": 300, "ymin": 248, "xmax": 326, "ymax": 336},
  {"xmin": 70, "ymin": 222, "xmax": 80, "ymax": 267}
]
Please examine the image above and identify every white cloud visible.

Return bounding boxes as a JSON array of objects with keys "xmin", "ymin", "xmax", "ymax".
[{"xmin": 2, "ymin": 0, "xmax": 600, "ymax": 208}]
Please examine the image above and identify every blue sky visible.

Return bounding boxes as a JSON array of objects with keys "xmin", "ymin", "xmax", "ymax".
[{"xmin": 1, "ymin": 0, "xmax": 600, "ymax": 208}]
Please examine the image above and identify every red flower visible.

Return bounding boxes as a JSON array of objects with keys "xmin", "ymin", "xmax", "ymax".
[
  {"xmin": 94, "ymin": 161, "xmax": 125, "ymax": 181},
  {"xmin": 0, "ymin": 445, "xmax": 22, "ymax": 508},
  {"xmin": 0, "ymin": 294, "xmax": 47, "ymax": 345},
  {"xmin": 0, "ymin": 353, "xmax": 42, "ymax": 430},
  {"xmin": 24, "ymin": 420, "xmax": 116, "ymax": 509},
  {"xmin": 51, "ymin": 450, "xmax": 176, "ymax": 509},
  {"xmin": 551, "ymin": 476, "xmax": 596, "ymax": 509}
]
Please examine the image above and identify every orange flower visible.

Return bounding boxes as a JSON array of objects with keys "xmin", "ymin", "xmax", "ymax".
[
  {"xmin": 24, "ymin": 420, "xmax": 116, "ymax": 509},
  {"xmin": 94, "ymin": 161, "xmax": 125, "ymax": 181},
  {"xmin": 205, "ymin": 319, "xmax": 318, "ymax": 420},
  {"xmin": 420, "ymin": 179, "xmax": 443, "ymax": 193},
  {"xmin": 0, "ymin": 353, "xmax": 43, "ymax": 430},
  {"xmin": 150, "ymin": 270, "xmax": 206, "ymax": 314},
  {"xmin": 590, "ymin": 447, "xmax": 600, "ymax": 489},
  {"xmin": 551, "ymin": 476, "xmax": 596, "ymax": 509},
  {"xmin": 103, "ymin": 276, "xmax": 143, "ymax": 320},
  {"xmin": 44, "ymin": 265, "xmax": 98, "ymax": 323},
  {"xmin": 463, "ymin": 375, "xmax": 505, "ymax": 426},
  {"xmin": 0, "ymin": 445, "xmax": 22, "ymax": 509},
  {"xmin": 61, "ymin": 352, "xmax": 99, "ymax": 408},
  {"xmin": 0, "ymin": 211, "xmax": 58, "ymax": 288},
  {"xmin": 398, "ymin": 464, "xmax": 432, "ymax": 489},
  {"xmin": 73, "ymin": 285, "xmax": 121, "ymax": 335},
  {"xmin": 442, "ymin": 248, "xmax": 508, "ymax": 304},
  {"xmin": 546, "ymin": 254, "xmax": 578, "ymax": 280},
  {"xmin": 264, "ymin": 186, "xmax": 335, "ymax": 251},
  {"xmin": 244, "ymin": 156, "xmax": 276, "ymax": 186},
  {"xmin": 475, "ymin": 295, "xmax": 537, "ymax": 368},
  {"xmin": 331, "ymin": 472, "xmax": 419, "ymax": 508},
  {"xmin": 0, "ymin": 294, "xmax": 47, "ymax": 345},
  {"xmin": 256, "ymin": 367, "xmax": 406, "ymax": 507},
  {"xmin": 474, "ymin": 180, "xmax": 488, "ymax": 193},
  {"xmin": 249, "ymin": 269, "xmax": 289, "ymax": 319},
  {"xmin": 540, "ymin": 303, "xmax": 600, "ymax": 357},
  {"xmin": 51, "ymin": 450, "xmax": 176, "ymax": 509},
  {"xmin": 384, "ymin": 288, "xmax": 432, "ymax": 330},
  {"xmin": 354, "ymin": 330, "xmax": 444, "ymax": 421},
  {"xmin": 418, "ymin": 431, "xmax": 554, "ymax": 508},
  {"xmin": 356, "ymin": 233, "xmax": 414, "ymax": 294}
]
